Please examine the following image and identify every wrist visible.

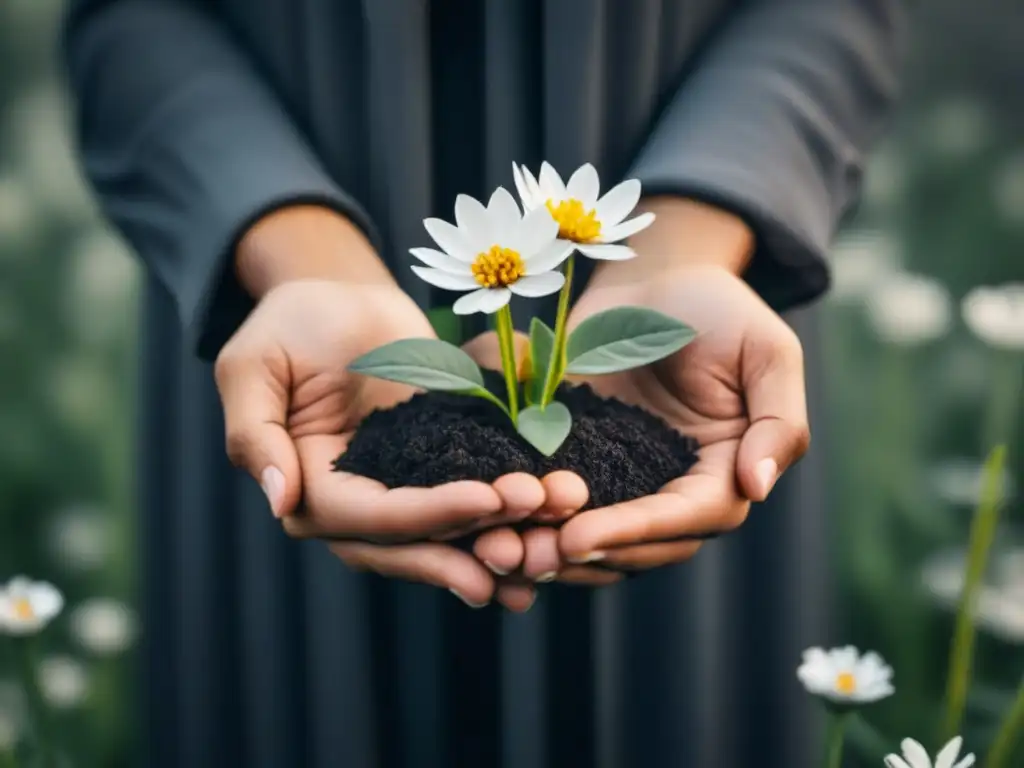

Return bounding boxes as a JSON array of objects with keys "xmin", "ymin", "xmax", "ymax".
[
  {"xmin": 587, "ymin": 197, "xmax": 754, "ymax": 291},
  {"xmin": 235, "ymin": 204, "xmax": 394, "ymax": 299}
]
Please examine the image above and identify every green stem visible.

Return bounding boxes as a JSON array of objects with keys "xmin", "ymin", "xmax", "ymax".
[
  {"xmin": 16, "ymin": 639, "xmax": 54, "ymax": 768},
  {"xmin": 495, "ymin": 305, "xmax": 519, "ymax": 423},
  {"xmin": 987, "ymin": 673, "xmax": 1024, "ymax": 768},
  {"xmin": 541, "ymin": 254, "xmax": 575, "ymax": 407},
  {"xmin": 941, "ymin": 443, "xmax": 1007, "ymax": 742},
  {"xmin": 824, "ymin": 712, "xmax": 849, "ymax": 768}
]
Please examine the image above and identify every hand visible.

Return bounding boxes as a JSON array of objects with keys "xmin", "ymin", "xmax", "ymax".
[
  {"xmin": 555, "ymin": 261, "xmax": 811, "ymax": 571},
  {"xmin": 215, "ymin": 206, "xmax": 545, "ymax": 609}
]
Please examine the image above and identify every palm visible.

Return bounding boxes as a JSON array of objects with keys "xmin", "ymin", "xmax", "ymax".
[{"xmin": 567, "ymin": 268, "xmax": 752, "ymax": 494}]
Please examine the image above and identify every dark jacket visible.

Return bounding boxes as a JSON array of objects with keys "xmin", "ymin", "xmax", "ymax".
[{"xmin": 63, "ymin": 1, "xmax": 907, "ymax": 766}]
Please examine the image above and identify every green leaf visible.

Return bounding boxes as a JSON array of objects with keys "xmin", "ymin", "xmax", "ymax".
[
  {"xmin": 348, "ymin": 337, "xmax": 486, "ymax": 392},
  {"xmin": 516, "ymin": 402, "xmax": 572, "ymax": 457},
  {"xmin": 565, "ymin": 307, "xmax": 696, "ymax": 374},
  {"xmin": 427, "ymin": 306, "xmax": 464, "ymax": 345},
  {"xmin": 528, "ymin": 317, "xmax": 556, "ymax": 404}
]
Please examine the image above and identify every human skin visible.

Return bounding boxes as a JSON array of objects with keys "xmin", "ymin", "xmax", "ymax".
[
  {"xmin": 470, "ymin": 197, "xmax": 811, "ymax": 585},
  {"xmin": 218, "ymin": 205, "xmax": 552, "ymax": 611}
]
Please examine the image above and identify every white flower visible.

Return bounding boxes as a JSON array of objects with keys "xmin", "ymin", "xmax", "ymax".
[
  {"xmin": 866, "ymin": 273, "xmax": 952, "ymax": 346},
  {"xmin": 38, "ymin": 656, "xmax": 88, "ymax": 709},
  {"xmin": 796, "ymin": 646, "xmax": 894, "ymax": 704},
  {"xmin": 922, "ymin": 547, "xmax": 1024, "ymax": 643},
  {"xmin": 70, "ymin": 598, "xmax": 137, "ymax": 655},
  {"xmin": 828, "ymin": 230, "xmax": 901, "ymax": 304},
  {"xmin": 0, "ymin": 577, "xmax": 63, "ymax": 635},
  {"xmin": 927, "ymin": 457, "xmax": 1016, "ymax": 507},
  {"xmin": 962, "ymin": 283, "xmax": 1024, "ymax": 350},
  {"xmin": 512, "ymin": 162, "xmax": 654, "ymax": 259},
  {"xmin": 48, "ymin": 505, "xmax": 110, "ymax": 572},
  {"xmin": 884, "ymin": 736, "xmax": 975, "ymax": 768},
  {"xmin": 411, "ymin": 188, "xmax": 571, "ymax": 315}
]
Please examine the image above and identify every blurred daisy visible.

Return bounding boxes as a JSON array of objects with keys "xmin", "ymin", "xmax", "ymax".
[
  {"xmin": 512, "ymin": 162, "xmax": 654, "ymax": 259},
  {"xmin": 962, "ymin": 284, "xmax": 1024, "ymax": 350},
  {"xmin": 866, "ymin": 272, "xmax": 952, "ymax": 346},
  {"xmin": 38, "ymin": 655, "xmax": 88, "ymax": 709},
  {"xmin": 70, "ymin": 598, "xmax": 138, "ymax": 655},
  {"xmin": 922, "ymin": 547, "xmax": 1024, "ymax": 644},
  {"xmin": 796, "ymin": 646, "xmax": 894, "ymax": 704},
  {"xmin": 412, "ymin": 188, "xmax": 571, "ymax": 315},
  {"xmin": 0, "ymin": 577, "xmax": 64, "ymax": 635},
  {"xmin": 927, "ymin": 457, "xmax": 1015, "ymax": 508},
  {"xmin": 885, "ymin": 736, "xmax": 974, "ymax": 768},
  {"xmin": 828, "ymin": 230, "xmax": 901, "ymax": 304}
]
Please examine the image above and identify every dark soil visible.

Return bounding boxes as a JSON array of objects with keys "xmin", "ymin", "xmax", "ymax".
[{"xmin": 334, "ymin": 377, "xmax": 700, "ymax": 510}]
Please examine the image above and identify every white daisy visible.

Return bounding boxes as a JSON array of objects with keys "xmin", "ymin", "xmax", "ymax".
[
  {"xmin": 0, "ymin": 577, "xmax": 64, "ymax": 635},
  {"xmin": 411, "ymin": 187, "xmax": 572, "ymax": 315},
  {"xmin": 512, "ymin": 161, "xmax": 655, "ymax": 260},
  {"xmin": 962, "ymin": 283, "xmax": 1024, "ymax": 350},
  {"xmin": 796, "ymin": 646, "xmax": 894, "ymax": 704},
  {"xmin": 884, "ymin": 736, "xmax": 975, "ymax": 768}
]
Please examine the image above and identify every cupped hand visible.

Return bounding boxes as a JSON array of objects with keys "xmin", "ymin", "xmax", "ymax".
[
  {"xmin": 215, "ymin": 206, "xmax": 547, "ymax": 609},
  {"xmin": 555, "ymin": 264, "xmax": 811, "ymax": 571}
]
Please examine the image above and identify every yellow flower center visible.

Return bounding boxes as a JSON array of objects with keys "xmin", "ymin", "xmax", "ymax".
[
  {"xmin": 471, "ymin": 245, "xmax": 525, "ymax": 288},
  {"xmin": 835, "ymin": 672, "xmax": 857, "ymax": 695},
  {"xmin": 12, "ymin": 598, "xmax": 34, "ymax": 622},
  {"xmin": 546, "ymin": 198, "xmax": 602, "ymax": 242}
]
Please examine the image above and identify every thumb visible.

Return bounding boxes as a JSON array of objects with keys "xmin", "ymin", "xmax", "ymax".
[
  {"xmin": 214, "ymin": 348, "xmax": 302, "ymax": 519},
  {"xmin": 736, "ymin": 335, "xmax": 811, "ymax": 502},
  {"xmin": 462, "ymin": 330, "xmax": 530, "ymax": 375}
]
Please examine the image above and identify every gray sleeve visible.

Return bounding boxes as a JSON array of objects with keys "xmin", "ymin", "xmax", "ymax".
[
  {"xmin": 630, "ymin": 0, "xmax": 909, "ymax": 312},
  {"xmin": 62, "ymin": 0, "xmax": 380, "ymax": 360}
]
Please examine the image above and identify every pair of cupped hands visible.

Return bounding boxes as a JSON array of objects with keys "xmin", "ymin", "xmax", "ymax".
[{"xmin": 214, "ymin": 201, "xmax": 811, "ymax": 612}]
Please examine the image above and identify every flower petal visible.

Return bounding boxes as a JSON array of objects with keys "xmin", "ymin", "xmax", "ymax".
[
  {"xmin": 488, "ymin": 187, "xmax": 522, "ymax": 242},
  {"xmin": 577, "ymin": 243, "xmax": 637, "ymax": 261},
  {"xmin": 512, "ymin": 164, "xmax": 532, "ymax": 208},
  {"xmin": 423, "ymin": 218, "xmax": 476, "ymax": 262},
  {"xmin": 526, "ymin": 241, "xmax": 575, "ymax": 273},
  {"xmin": 453, "ymin": 287, "xmax": 512, "ymax": 315},
  {"xmin": 953, "ymin": 756, "xmax": 975, "ymax": 768},
  {"xmin": 539, "ymin": 161, "xmax": 568, "ymax": 202},
  {"xmin": 935, "ymin": 737, "xmax": 966, "ymax": 768},
  {"xmin": 409, "ymin": 247, "xmax": 469, "ymax": 274},
  {"xmin": 514, "ymin": 207, "xmax": 559, "ymax": 256},
  {"xmin": 566, "ymin": 163, "xmax": 600, "ymax": 207},
  {"xmin": 29, "ymin": 583, "xmax": 64, "ymax": 622},
  {"xmin": 884, "ymin": 756, "xmax": 914, "ymax": 768},
  {"xmin": 595, "ymin": 178, "xmax": 641, "ymax": 227},
  {"xmin": 509, "ymin": 272, "xmax": 565, "ymax": 298},
  {"xmin": 900, "ymin": 738, "xmax": 933, "ymax": 768},
  {"xmin": 410, "ymin": 266, "xmax": 480, "ymax": 291},
  {"xmin": 599, "ymin": 212, "xmax": 656, "ymax": 243},
  {"xmin": 454, "ymin": 194, "xmax": 493, "ymax": 251}
]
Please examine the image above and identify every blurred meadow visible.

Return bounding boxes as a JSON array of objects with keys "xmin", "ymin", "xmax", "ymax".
[{"xmin": 0, "ymin": 0, "xmax": 1020, "ymax": 765}]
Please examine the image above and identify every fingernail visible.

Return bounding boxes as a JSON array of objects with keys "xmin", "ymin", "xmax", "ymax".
[
  {"xmin": 518, "ymin": 592, "xmax": 537, "ymax": 612},
  {"xmin": 260, "ymin": 466, "xmax": 285, "ymax": 518},
  {"xmin": 535, "ymin": 571, "xmax": 558, "ymax": 583},
  {"xmin": 449, "ymin": 588, "xmax": 487, "ymax": 608},
  {"xmin": 567, "ymin": 551, "xmax": 605, "ymax": 565},
  {"xmin": 484, "ymin": 561, "xmax": 510, "ymax": 576},
  {"xmin": 755, "ymin": 458, "xmax": 779, "ymax": 498}
]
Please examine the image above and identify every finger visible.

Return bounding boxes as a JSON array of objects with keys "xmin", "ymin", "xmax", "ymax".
[
  {"xmin": 473, "ymin": 527, "xmax": 525, "ymax": 576},
  {"xmin": 521, "ymin": 527, "xmax": 562, "ymax": 582},
  {"xmin": 533, "ymin": 471, "xmax": 589, "ymax": 522},
  {"xmin": 558, "ymin": 459, "xmax": 749, "ymax": 560},
  {"xmin": 215, "ymin": 346, "xmax": 301, "ymax": 519},
  {"xmin": 493, "ymin": 472, "xmax": 546, "ymax": 518},
  {"xmin": 737, "ymin": 329, "xmax": 811, "ymax": 501},
  {"xmin": 598, "ymin": 539, "xmax": 704, "ymax": 571},
  {"xmin": 495, "ymin": 583, "xmax": 537, "ymax": 613},
  {"xmin": 329, "ymin": 541, "xmax": 495, "ymax": 607},
  {"xmin": 462, "ymin": 331, "xmax": 530, "ymax": 374},
  {"xmin": 288, "ymin": 435, "xmax": 502, "ymax": 542}
]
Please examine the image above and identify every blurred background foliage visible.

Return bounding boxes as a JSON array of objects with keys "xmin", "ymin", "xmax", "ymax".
[{"xmin": 0, "ymin": 0, "xmax": 1020, "ymax": 765}]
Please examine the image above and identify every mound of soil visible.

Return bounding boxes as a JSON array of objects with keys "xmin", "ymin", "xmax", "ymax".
[{"xmin": 334, "ymin": 380, "xmax": 699, "ymax": 510}]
